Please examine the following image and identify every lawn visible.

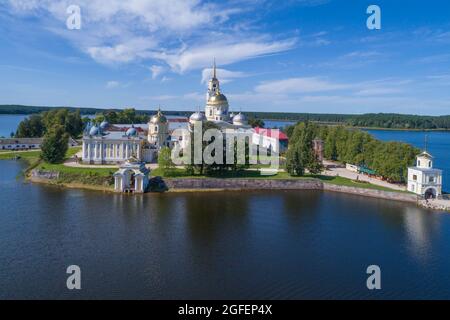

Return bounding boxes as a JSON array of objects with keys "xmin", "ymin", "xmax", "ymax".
[
  {"xmin": 0, "ymin": 146, "xmax": 114, "ymax": 186},
  {"xmin": 2, "ymin": 147, "xmax": 401, "ymax": 193},
  {"xmin": 311, "ymin": 175, "xmax": 402, "ymax": 192},
  {"xmin": 33, "ymin": 147, "xmax": 114, "ymax": 186},
  {"xmin": 0, "ymin": 150, "xmax": 42, "ymax": 161},
  {"xmin": 37, "ymin": 162, "xmax": 114, "ymax": 176},
  {"xmin": 0, "ymin": 146, "xmax": 81, "ymax": 162}
]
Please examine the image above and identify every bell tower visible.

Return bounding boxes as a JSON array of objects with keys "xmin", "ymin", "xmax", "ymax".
[
  {"xmin": 205, "ymin": 59, "xmax": 230, "ymax": 122},
  {"xmin": 208, "ymin": 59, "xmax": 220, "ymax": 98}
]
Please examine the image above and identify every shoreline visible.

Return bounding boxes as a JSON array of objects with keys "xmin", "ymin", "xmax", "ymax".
[
  {"xmin": 29, "ymin": 173, "xmax": 448, "ymax": 211},
  {"xmin": 26, "ymin": 174, "xmax": 450, "ymax": 211},
  {"xmin": 2, "ymin": 113, "xmax": 450, "ymax": 132},
  {"xmin": 28, "ymin": 176, "xmax": 115, "ymax": 193}
]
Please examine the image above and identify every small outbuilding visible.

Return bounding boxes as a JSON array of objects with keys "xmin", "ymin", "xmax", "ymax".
[
  {"xmin": 113, "ymin": 157, "xmax": 150, "ymax": 193},
  {"xmin": 407, "ymin": 151, "xmax": 443, "ymax": 199}
]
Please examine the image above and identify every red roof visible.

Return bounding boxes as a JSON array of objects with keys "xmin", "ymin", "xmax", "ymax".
[
  {"xmin": 254, "ymin": 127, "xmax": 288, "ymax": 140},
  {"xmin": 169, "ymin": 118, "xmax": 189, "ymax": 123}
]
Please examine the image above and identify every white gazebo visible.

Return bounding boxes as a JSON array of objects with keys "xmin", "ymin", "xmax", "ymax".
[
  {"xmin": 407, "ymin": 151, "xmax": 443, "ymax": 199},
  {"xmin": 113, "ymin": 157, "xmax": 150, "ymax": 193}
]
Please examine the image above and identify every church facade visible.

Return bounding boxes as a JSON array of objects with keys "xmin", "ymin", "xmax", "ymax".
[
  {"xmin": 82, "ymin": 110, "xmax": 171, "ymax": 165},
  {"xmin": 82, "ymin": 123, "xmax": 153, "ymax": 164}
]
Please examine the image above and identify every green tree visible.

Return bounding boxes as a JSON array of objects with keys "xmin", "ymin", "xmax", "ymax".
[
  {"xmin": 93, "ymin": 114, "xmax": 105, "ymax": 125},
  {"xmin": 316, "ymin": 125, "xmax": 419, "ymax": 183},
  {"xmin": 16, "ymin": 114, "xmax": 44, "ymax": 138},
  {"xmin": 105, "ymin": 111, "xmax": 119, "ymax": 124},
  {"xmin": 185, "ymin": 121, "xmax": 220, "ymax": 175},
  {"xmin": 286, "ymin": 145, "xmax": 304, "ymax": 176},
  {"xmin": 286, "ymin": 122, "xmax": 322, "ymax": 176},
  {"xmin": 40, "ymin": 125, "xmax": 69, "ymax": 164},
  {"xmin": 65, "ymin": 110, "xmax": 83, "ymax": 137},
  {"xmin": 324, "ymin": 127, "xmax": 338, "ymax": 160},
  {"xmin": 158, "ymin": 147, "xmax": 175, "ymax": 176},
  {"xmin": 248, "ymin": 118, "xmax": 265, "ymax": 128}
]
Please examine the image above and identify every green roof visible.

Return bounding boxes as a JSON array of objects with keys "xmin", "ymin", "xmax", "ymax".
[{"xmin": 359, "ymin": 166, "xmax": 376, "ymax": 175}]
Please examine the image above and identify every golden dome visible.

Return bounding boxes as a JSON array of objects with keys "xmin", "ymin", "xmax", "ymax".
[
  {"xmin": 150, "ymin": 109, "xmax": 168, "ymax": 124},
  {"xmin": 208, "ymin": 93, "xmax": 228, "ymax": 105}
]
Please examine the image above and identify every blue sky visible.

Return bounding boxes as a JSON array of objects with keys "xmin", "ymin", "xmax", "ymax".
[{"xmin": 0, "ymin": 0, "xmax": 450, "ymax": 115}]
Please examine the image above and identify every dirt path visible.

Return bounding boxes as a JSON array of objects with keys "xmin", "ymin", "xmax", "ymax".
[{"xmin": 322, "ymin": 160, "xmax": 406, "ymax": 191}]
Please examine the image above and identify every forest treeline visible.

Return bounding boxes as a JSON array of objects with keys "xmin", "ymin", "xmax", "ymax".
[
  {"xmin": 2, "ymin": 105, "xmax": 450, "ymax": 130},
  {"xmin": 15, "ymin": 109, "xmax": 83, "ymax": 138},
  {"xmin": 286, "ymin": 122, "xmax": 420, "ymax": 183}
]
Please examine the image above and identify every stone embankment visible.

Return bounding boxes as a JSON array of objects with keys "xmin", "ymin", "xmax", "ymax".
[
  {"xmin": 164, "ymin": 178, "xmax": 418, "ymax": 204},
  {"xmin": 29, "ymin": 172, "xmax": 449, "ymax": 211},
  {"xmin": 419, "ymin": 198, "xmax": 450, "ymax": 212},
  {"xmin": 31, "ymin": 169, "xmax": 60, "ymax": 180},
  {"xmin": 164, "ymin": 178, "xmax": 323, "ymax": 191}
]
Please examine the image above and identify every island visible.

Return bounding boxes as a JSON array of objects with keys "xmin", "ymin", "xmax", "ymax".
[{"xmin": 1, "ymin": 64, "xmax": 448, "ymax": 212}]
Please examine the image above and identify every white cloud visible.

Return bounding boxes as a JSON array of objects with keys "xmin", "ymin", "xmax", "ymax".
[
  {"xmin": 201, "ymin": 68, "xmax": 248, "ymax": 84},
  {"xmin": 342, "ymin": 51, "xmax": 382, "ymax": 58},
  {"xmin": 6, "ymin": 0, "xmax": 296, "ymax": 71},
  {"xmin": 152, "ymin": 95, "xmax": 177, "ymax": 101},
  {"xmin": 106, "ymin": 81, "xmax": 120, "ymax": 89},
  {"xmin": 150, "ymin": 65, "xmax": 165, "ymax": 79},
  {"xmin": 88, "ymin": 38, "xmax": 157, "ymax": 64},
  {"xmin": 154, "ymin": 38, "xmax": 297, "ymax": 73},
  {"xmin": 183, "ymin": 92, "xmax": 204, "ymax": 101},
  {"xmin": 414, "ymin": 54, "xmax": 450, "ymax": 64},
  {"xmin": 255, "ymin": 77, "xmax": 351, "ymax": 94},
  {"xmin": 8, "ymin": 0, "xmax": 231, "ymax": 32},
  {"xmin": 354, "ymin": 88, "xmax": 403, "ymax": 96}
]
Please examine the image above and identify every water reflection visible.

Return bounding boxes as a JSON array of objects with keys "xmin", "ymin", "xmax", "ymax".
[
  {"xmin": 403, "ymin": 206, "xmax": 441, "ymax": 264},
  {"xmin": 2, "ymin": 160, "xmax": 450, "ymax": 299}
]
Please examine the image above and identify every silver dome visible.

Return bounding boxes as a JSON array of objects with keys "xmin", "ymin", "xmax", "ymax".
[
  {"xmin": 190, "ymin": 112, "xmax": 206, "ymax": 122},
  {"xmin": 126, "ymin": 126, "xmax": 138, "ymax": 137},
  {"xmin": 100, "ymin": 120, "xmax": 109, "ymax": 129},
  {"xmin": 233, "ymin": 112, "xmax": 247, "ymax": 124},
  {"xmin": 89, "ymin": 126, "xmax": 100, "ymax": 136}
]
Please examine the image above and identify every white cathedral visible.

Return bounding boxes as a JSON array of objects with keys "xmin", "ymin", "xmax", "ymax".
[{"xmin": 82, "ymin": 62, "xmax": 255, "ymax": 165}]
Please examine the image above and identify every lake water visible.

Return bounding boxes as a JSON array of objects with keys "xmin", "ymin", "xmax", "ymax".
[
  {"xmin": 1, "ymin": 160, "xmax": 450, "ymax": 299},
  {"xmin": 264, "ymin": 119, "xmax": 295, "ymax": 128},
  {"xmin": 0, "ymin": 115, "xmax": 27, "ymax": 137}
]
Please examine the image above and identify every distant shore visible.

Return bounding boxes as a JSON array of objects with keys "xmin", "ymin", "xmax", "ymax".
[
  {"xmin": 2, "ymin": 106, "xmax": 450, "ymax": 132},
  {"xmin": 357, "ymin": 127, "xmax": 450, "ymax": 132}
]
